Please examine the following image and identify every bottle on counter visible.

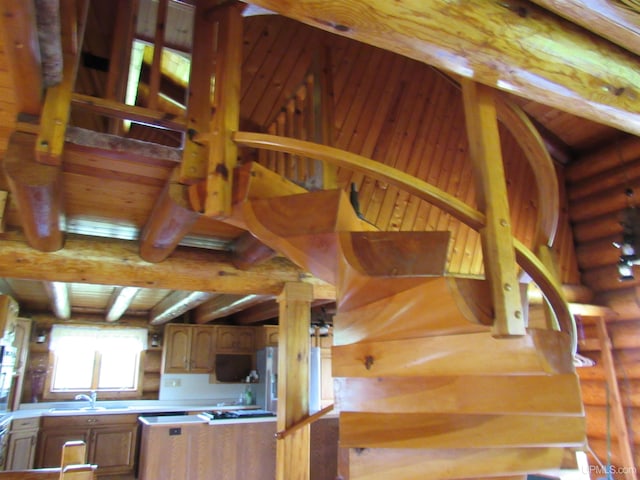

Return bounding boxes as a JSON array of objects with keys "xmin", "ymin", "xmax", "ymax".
[{"xmin": 244, "ymin": 385, "xmax": 253, "ymax": 406}]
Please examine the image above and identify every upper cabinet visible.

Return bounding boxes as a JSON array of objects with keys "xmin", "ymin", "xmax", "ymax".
[
  {"xmin": 215, "ymin": 327, "xmax": 255, "ymax": 354},
  {"xmin": 255, "ymin": 325, "xmax": 278, "ymax": 350},
  {"xmin": 162, "ymin": 325, "xmax": 216, "ymax": 374}
]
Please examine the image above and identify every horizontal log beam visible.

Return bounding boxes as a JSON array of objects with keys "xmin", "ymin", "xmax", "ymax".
[
  {"xmin": 150, "ymin": 291, "xmax": 215, "ymax": 325},
  {"xmin": 247, "ymin": 0, "xmax": 640, "ymax": 136},
  {"xmin": 193, "ymin": 294, "xmax": 272, "ymax": 324},
  {"xmin": 3, "ymin": 132, "xmax": 64, "ymax": 252},
  {"xmin": 0, "ymin": 232, "xmax": 336, "ymax": 299}
]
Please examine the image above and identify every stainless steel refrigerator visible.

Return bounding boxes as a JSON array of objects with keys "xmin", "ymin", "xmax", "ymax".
[{"xmin": 255, "ymin": 346, "xmax": 321, "ymax": 414}]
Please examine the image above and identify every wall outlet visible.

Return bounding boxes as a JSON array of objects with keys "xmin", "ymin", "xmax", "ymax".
[{"xmin": 164, "ymin": 378, "xmax": 181, "ymax": 387}]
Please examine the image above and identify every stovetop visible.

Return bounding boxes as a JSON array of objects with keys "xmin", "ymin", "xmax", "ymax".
[{"xmin": 201, "ymin": 409, "xmax": 276, "ymax": 420}]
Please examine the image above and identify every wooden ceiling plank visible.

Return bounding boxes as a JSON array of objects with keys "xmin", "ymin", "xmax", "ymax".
[
  {"xmin": 204, "ymin": 2, "xmax": 244, "ymax": 218},
  {"xmin": 0, "ymin": 232, "xmax": 336, "ymax": 299},
  {"xmin": 43, "ymin": 281, "xmax": 70, "ymax": 319},
  {"xmin": 36, "ymin": 0, "xmax": 89, "ymax": 166},
  {"xmin": 3, "ymin": 132, "xmax": 64, "ymax": 252},
  {"xmin": 0, "ymin": 0, "xmax": 42, "ymax": 116},
  {"xmin": 193, "ymin": 293, "xmax": 272, "ymax": 324},
  {"xmin": 105, "ymin": 286, "xmax": 141, "ymax": 322},
  {"xmin": 149, "ymin": 291, "xmax": 216, "ymax": 325},
  {"xmin": 462, "ymin": 79, "xmax": 525, "ymax": 337},
  {"xmin": 247, "ymin": 0, "xmax": 640, "ymax": 136}
]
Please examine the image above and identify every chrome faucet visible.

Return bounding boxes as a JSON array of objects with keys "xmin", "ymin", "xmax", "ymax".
[{"xmin": 75, "ymin": 390, "xmax": 97, "ymax": 409}]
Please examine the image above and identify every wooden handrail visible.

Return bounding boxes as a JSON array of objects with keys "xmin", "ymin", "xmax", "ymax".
[
  {"xmin": 233, "ymin": 131, "xmax": 578, "ymax": 355},
  {"xmin": 274, "ymin": 404, "xmax": 334, "ymax": 440}
]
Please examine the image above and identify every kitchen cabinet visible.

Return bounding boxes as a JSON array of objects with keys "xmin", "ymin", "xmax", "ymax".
[
  {"xmin": 6, "ymin": 417, "xmax": 39, "ymax": 470},
  {"xmin": 36, "ymin": 413, "xmax": 138, "ymax": 475},
  {"xmin": 10, "ymin": 318, "xmax": 32, "ymax": 411},
  {"xmin": 255, "ymin": 325, "xmax": 278, "ymax": 350},
  {"xmin": 163, "ymin": 324, "xmax": 216, "ymax": 373},
  {"xmin": 0, "ymin": 295, "xmax": 18, "ymax": 343},
  {"xmin": 216, "ymin": 326, "xmax": 255, "ymax": 353}
]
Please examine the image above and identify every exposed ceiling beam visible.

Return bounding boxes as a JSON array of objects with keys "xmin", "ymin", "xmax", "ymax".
[
  {"xmin": 43, "ymin": 281, "xmax": 70, "ymax": 319},
  {"xmin": 105, "ymin": 286, "xmax": 141, "ymax": 322},
  {"xmin": 150, "ymin": 291, "xmax": 216, "ymax": 325},
  {"xmin": 529, "ymin": 0, "xmax": 640, "ymax": 57},
  {"xmin": 0, "ymin": 232, "xmax": 335, "ymax": 299},
  {"xmin": 194, "ymin": 294, "xmax": 272, "ymax": 324},
  {"xmin": 3, "ymin": 132, "xmax": 64, "ymax": 252},
  {"xmin": 246, "ymin": 0, "xmax": 640, "ymax": 136}
]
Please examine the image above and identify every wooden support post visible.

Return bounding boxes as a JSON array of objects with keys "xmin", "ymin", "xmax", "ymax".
[
  {"xmin": 147, "ymin": 0, "xmax": 169, "ymax": 110},
  {"xmin": 205, "ymin": 2, "xmax": 244, "ymax": 218},
  {"xmin": 179, "ymin": 1, "xmax": 216, "ymax": 183},
  {"xmin": 36, "ymin": 0, "xmax": 89, "ymax": 165},
  {"xmin": 276, "ymin": 282, "xmax": 313, "ymax": 480},
  {"xmin": 594, "ymin": 316, "xmax": 636, "ymax": 479},
  {"xmin": 461, "ymin": 80, "xmax": 525, "ymax": 337},
  {"xmin": 105, "ymin": 0, "xmax": 139, "ymax": 135}
]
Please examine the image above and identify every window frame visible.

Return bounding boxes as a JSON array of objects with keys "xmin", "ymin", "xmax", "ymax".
[{"xmin": 42, "ymin": 324, "xmax": 147, "ymax": 401}]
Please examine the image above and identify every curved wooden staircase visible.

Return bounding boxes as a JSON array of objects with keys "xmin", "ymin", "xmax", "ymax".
[{"xmin": 243, "ymin": 188, "xmax": 586, "ymax": 479}]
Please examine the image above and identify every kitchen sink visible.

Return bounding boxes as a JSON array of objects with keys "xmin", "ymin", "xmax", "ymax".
[{"xmin": 47, "ymin": 406, "xmax": 129, "ymax": 413}]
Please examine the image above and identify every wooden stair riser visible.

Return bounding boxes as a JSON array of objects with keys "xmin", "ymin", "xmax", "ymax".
[
  {"xmin": 334, "ymin": 374, "xmax": 584, "ymax": 415},
  {"xmin": 346, "ymin": 447, "xmax": 565, "ymax": 480},
  {"xmin": 340, "ymin": 412, "xmax": 586, "ymax": 449},
  {"xmin": 332, "ymin": 330, "xmax": 575, "ymax": 378}
]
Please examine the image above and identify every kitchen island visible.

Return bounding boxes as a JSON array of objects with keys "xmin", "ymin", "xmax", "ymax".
[{"xmin": 137, "ymin": 414, "xmax": 338, "ymax": 480}]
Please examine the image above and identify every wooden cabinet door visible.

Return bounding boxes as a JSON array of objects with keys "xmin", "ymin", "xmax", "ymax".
[
  {"xmin": 36, "ymin": 427, "xmax": 89, "ymax": 468},
  {"xmin": 90, "ymin": 424, "xmax": 138, "ymax": 474},
  {"xmin": 190, "ymin": 327, "xmax": 216, "ymax": 373},
  {"xmin": 163, "ymin": 325, "xmax": 192, "ymax": 373},
  {"xmin": 6, "ymin": 429, "xmax": 37, "ymax": 470},
  {"xmin": 265, "ymin": 327, "xmax": 279, "ymax": 347},
  {"xmin": 217, "ymin": 327, "xmax": 255, "ymax": 353}
]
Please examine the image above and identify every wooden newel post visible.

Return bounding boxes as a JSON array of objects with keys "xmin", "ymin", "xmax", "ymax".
[{"xmin": 276, "ymin": 282, "xmax": 313, "ymax": 480}]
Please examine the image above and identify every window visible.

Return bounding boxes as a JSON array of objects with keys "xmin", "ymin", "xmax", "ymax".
[{"xmin": 47, "ymin": 325, "xmax": 148, "ymax": 396}]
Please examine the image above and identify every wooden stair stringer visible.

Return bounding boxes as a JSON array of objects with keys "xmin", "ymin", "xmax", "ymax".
[{"xmin": 239, "ymin": 187, "xmax": 586, "ymax": 478}]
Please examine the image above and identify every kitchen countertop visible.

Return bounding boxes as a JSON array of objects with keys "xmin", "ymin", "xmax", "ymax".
[{"xmin": 9, "ymin": 401, "xmax": 263, "ymax": 419}]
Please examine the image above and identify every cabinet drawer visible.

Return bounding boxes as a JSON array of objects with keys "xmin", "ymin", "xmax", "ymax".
[
  {"xmin": 41, "ymin": 413, "xmax": 139, "ymax": 428},
  {"xmin": 11, "ymin": 417, "xmax": 40, "ymax": 431}
]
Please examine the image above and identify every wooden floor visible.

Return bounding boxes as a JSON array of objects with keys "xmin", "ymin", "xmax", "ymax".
[{"xmin": 99, "ymin": 475, "xmax": 136, "ymax": 480}]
